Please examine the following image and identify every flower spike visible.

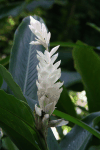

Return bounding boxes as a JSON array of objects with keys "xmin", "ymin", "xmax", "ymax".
[
  {"xmin": 29, "ymin": 16, "xmax": 51, "ymax": 50},
  {"xmin": 36, "ymin": 45, "xmax": 64, "ymax": 115},
  {"xmin": 29, "ymin": 17, "xmax": 67, "ymax": 135}
]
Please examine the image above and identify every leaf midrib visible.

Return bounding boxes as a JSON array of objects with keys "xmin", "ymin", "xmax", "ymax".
[{"xmin": 23, "ymin": 32, "xmax": 33, "ymax": 94}]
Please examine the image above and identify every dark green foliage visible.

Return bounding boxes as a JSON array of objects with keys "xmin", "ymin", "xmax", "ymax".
[
  {"xmin": 0, "ymin": 64, "xmax": 27, "ymax": 102},
  {"xmin": 56, "ymin": 86, "xmax": 77, "ymax": 117},
  {"xmin": 0, "ymin": 90, "xmax": 40, "ymax": 150},
  {"xmin": 73, "ymin": 40, "xmax": 100, "ymax": 112},
  {"xmin": 0, "ymin": 74, "xmax": 3, "ymax": 88}
]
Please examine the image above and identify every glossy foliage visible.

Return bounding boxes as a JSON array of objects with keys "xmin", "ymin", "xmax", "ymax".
[
  {"xmin": 9, "ymin": 15, "xmax": 45, "ymax": 101},
  {"xmin": 0, "ymin": 90, "xmax": 40, "ymax": 150}
]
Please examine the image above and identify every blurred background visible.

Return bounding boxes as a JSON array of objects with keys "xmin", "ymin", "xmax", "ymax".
[{"xmin": 1, "ymin": 0, "xmax": 100, "ymax": 57}]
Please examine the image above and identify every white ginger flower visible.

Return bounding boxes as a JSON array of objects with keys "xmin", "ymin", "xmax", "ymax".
[
  {"xmin": 36, "ymin": 45, "xmax": 63, "ymax": 116},
  {"xmin": 29, "ymin": 16, "xmax": 51, "ymax": 50},
  {"xmin": 29, "ymin": 16, "xmax": 64, "ymax": 117}
]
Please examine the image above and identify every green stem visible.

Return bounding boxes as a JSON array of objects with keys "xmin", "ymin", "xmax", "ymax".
[{"xmin": 37, "ymin": 130, "xmax": 49, "ymax": 150}]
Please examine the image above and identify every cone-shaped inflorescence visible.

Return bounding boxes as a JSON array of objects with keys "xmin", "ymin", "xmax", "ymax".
[
  {"xmin": 29, "ymin": 16, "xmax": 68, "ymax": 129},
  {"xmin": 36, "ymin": 45, "xmax": 63, "ymax": 115},
  {"xmin": 29, "ymin": 16, "xmax": 51, "ymax": 50}
]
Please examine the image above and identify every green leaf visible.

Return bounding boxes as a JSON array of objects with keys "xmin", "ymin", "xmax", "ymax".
[
  {"xmin": 51, "ymin": 42, "xmax": 78, "ymax": 48},
  {"xmin": 9, "ymin": 15, "xmax": 45, "ymax": 101},
  {"xmin": 89, "ymin": 146, "xmax": 100, "ymax": 150},
  {"xmin": 0, "ymin": 121, "xmax": 39, "ymax": 150},
  {"xmin": 50, "ymin": 42, "xmax": 96, "ymax": 49},
  {"xmin": 53, "ymin": 110, "xmax": 100, "ymax": 139},
  {"xmin": 2, "ymin": 136, "xmax": 18, "ymax": 150},
  {"xmin": 72, "ymin": 40, "xmax": 100, "ymax": 112},
  {"xmin": 0, "ymin": 89, "xmax": 35, "ymax": 132},
  {"xmin": 59, "ymin": 112, "xmax": 100, "ymax": 150},
  {"xmin": 56, "ymin": 86, "xmax": 77, "ymax": 117},
  {"xmin": 24, "ymin": 95, "xmax": 38, "ymax": 111},
  {"xmin": 1, "ymin": 79, "xmax": 7, "ymax": 91},
  {"xmin": 58, "ymin": 51, "xmax": 83, "ymax": 91},
  {"xmin": 0, "ymin": 64, "xmax": 26, "ymax": 103},
  {"xmin": 47, "ymin": 128, "xmax": 62, "ymax": 150},
  {"xmin": 0, "ymin": 139, "xmax": 2, "ymax": 149},
  {"xmin": 61, "ymin": 71, "xmax": 81, "ymax": 87},
  {"xmin": 0, "ymin": 56, "xmax": 10, "ymax": 66},
  {"xmin": 0, "ymin": 2, "xmax": 25, "ymax": 19},
  {"xmin": 58, "ymin": 51, "xmax": 72, "ymax": 68},
  {"xmin": 87, "ymin": 22, "xmax": 100, "ymax": 32},
  {"xmin": 0, "ymin": 74, "xmax": 3, "ymax": 88},
  {"xmin": 0, "ymin": 90, "xmax": 40, "ymax": 150}
]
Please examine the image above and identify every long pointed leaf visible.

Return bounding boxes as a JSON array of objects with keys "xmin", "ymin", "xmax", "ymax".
[
  {"xmin": 2, "ymin": 136, "xmax": 18, "ymax": 150},
  {"xmin": 0, "ymin": 121, "xmax": 39, "ymax": 150},
  {"xmin": 59, "ymin": 112, "xmax": 100, "ymax": 150},
  {"xmin": 47, "ymin": 128, "xmax": 62, "ymax": 150},
  {"xmin": 0, "ymin": 64, "xmax": 26, "ymax": 102},
  {"xmin": 0, "ymin": 74, "xmax": 3, "ymax": 88},
  {"xmin": 0, "ymin": 90, "xmax": 40, "ymax": 150},
  {"xmin": 53, "ymin": 110, "xmax": 100, "ymax": 139},
  {"xmin": 72, "ymin": 40, "xmax": 100, "ymax": 112},
  {"xmin": 9, "ymin": 15, "xmax": 45, "ymax": 101}
]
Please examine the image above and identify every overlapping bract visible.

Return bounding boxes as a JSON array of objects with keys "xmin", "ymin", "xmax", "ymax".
[
  {"xmin": 36, "ymin": 45, "xmax": 63, "ymax": 115},
  {"xmin": 29, "ymin": 16, "xmax": 51, "ymax": 50},
  {"xmin": 29, "ymin": 16, "xmax": 63, "ymax": 116}
]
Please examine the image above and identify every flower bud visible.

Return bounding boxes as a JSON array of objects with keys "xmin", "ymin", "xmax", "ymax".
[{"xmin": 29, "ymin": 16, "xmax": 51, "ymax": 50}]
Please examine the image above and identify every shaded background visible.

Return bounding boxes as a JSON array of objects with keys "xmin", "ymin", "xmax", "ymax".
[{"xmin": 1, "ymin": 0, "xmax": 100, "ymax": 56}]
